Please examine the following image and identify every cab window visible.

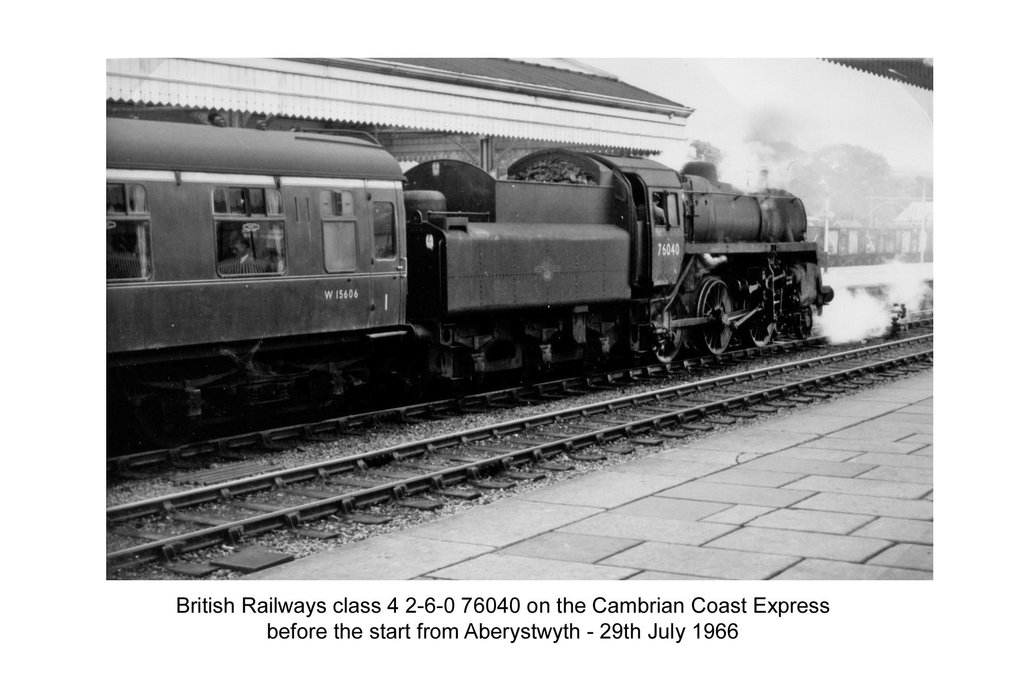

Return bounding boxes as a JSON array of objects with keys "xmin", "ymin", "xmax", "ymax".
[
  {"xmin": 665, "ymin": 193, "xmax": 680, "ymax": 227},
  {"xmin": 213, "ymin": 187, "xmax": 286, "ymax": 276},
  {"xmin": 372, "ymin": 202, "xmax": 396, "ymax": 259},
  {"xmin": 321, "ymin": 190, "xmax": 357, "ymax": 272},
  {"xmin": 107, "ymin": 183, "xmax": 151, "ymax": 281},
  {"xmin": 651, "ymin": 193, "xmax": 668, "ymax": 226}
]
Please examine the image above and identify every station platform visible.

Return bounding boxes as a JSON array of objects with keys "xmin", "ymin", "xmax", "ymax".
[
  {"xmin": 248, "ymin": 370, "xmax": 933, "ymax": 581},
  {"xmin": 823, "ymin": 262, "xmax": 933, "ymax": 291}
]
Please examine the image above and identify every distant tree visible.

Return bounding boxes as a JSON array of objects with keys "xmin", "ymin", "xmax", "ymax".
[
  {"xmin": 688, "ymin": 140, "xmax": 723, "ymax": 167},
  {"xmin": 788, "ymin": 144, "xmax": 893, "ymax": 223},
  {"xmin": 889, "ymin": 174, "xmax": 933, "ymax": 202}
]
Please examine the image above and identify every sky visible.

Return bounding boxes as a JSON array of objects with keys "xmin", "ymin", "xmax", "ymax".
[{"xmin": 583, "ymin": 58, "xmax": 933, "ymax": 185}]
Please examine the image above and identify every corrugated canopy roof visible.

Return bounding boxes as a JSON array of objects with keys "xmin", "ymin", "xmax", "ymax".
[
  {"xmin": 823, "ymin": 58, "xmax": 933, "ymax": 91},
  {"xmin": 107, "ymin": 58, "xmax": 691, "ymax": 155},
  {"xmin": 360, "ymin": 58, "xmax": 688, "ymax": 111}
]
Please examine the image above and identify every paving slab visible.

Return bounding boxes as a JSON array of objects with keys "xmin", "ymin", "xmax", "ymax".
[
  {"xmin": 518, "ymin": 469, "xmax": 683, "ymax": 509},
  {"xmin": 887, "ymin": 411, "xmax": 934, "ymax": 425},
  {"xmin": 867, "ymin": 419, "xmax": 933, "ymax": 435},
  {"xmin": 685, "ymin": 427, "xmax": 819, "ymax": 453},
  {"xmin": 774, "ymin": 558, "xmax": 931, "ymax": 580},
  {"xmin": 628, "ymin": 571, "xmax": 717, "ymax": 580},
  {"xmin": 867, "ymin": 543, "xmax": 933, "ymax": 571},
  {"xmin": 909, "ymin": 446, "xmax": 933, "ymax": 457},
  {"xmin": 246, "ymin": 535, "xmax": 492, "ymax": 580},
  {"xmin": 660, "ymin": 481, "xmax": 816, "ymax": 508},
  {"xmin": 610, "ymin": 456, "xmax": 727, "ymax": 479},
  {"xmin": 851, "ymin": 517, "xmax": 934, "ymax": 544},
  {"xmin": 800, "ymin": 437, "xmax": 928, "ymax": 455},
  {"xmin": 899, "ymin": 433, "xmax": 933, "ymax": 444},
  {"xmin": 783, "ymin": 475, "xmax": 933, "ymax": 499},
  {"xmin": 848, "ymin": 451, "xmax": 932, "ymax": 469},
  {"xmin": 601, "ymin": 541, "xmax": 798, "ymax": 580},
  {"xmin": 798, "ymin": 398, "xmax": 905, "ymax": 418},
  {"xmin": 610, "ymin": 496, "xmax": 732, "ymax": 521},
  {"xmin": 707, "ymin": 526, "xmax": 891, "ymax": 563},
  {"xmin": 895, "ymin": 404, "xmax": 932, "ymax": 415},
  {"xmin": 827, "ymin": 422, "xmax": 933, "ymax": 443},
  {"xmin": 794, "ymin": 492, "xmax": 933, "ymax": 520},
  {"xmin": 653, "ymin": 447, "xmax": 746, "ymax": 465},
  {"xmin": 756, "ymin": 446, "xmax": 865, "ymax": 463},
  {"xmin": 701, "ymin": 504, "xmax": 776, "ymax": 525},
  {"xmin": 498, "ymin": 531, "xmax": 640, "ymax": 563},
  {"xmin": 700, "ymin": 468, "xmax": 804, "ymax": 488},
  {"xmin": 857, "ymin": 465, "xmax": 933, "ymax": 485},
  {"xmin": 429, "ymin": 553, "xmax": 637, "ymax": 580},
  {"xmin": 740, "ymin": 454, "xmax": 874, "ymax": 477},
  {"xmin": 746, "ymin": 508, "xmax": 876, "ymax": 535},
  {"xmin": 751, "ymin": 413, "xmax": 869, "ymax": 434},
  {"xmin": 406, "ymin": 498, "xmax": 602, "ymax": 548},
  {"xmin": 842, "ymin": 387, "xmax": 933, "ymax": 403},
  {"xmin": 560, "ymin": 512, "xmax": 736, "ymax": 546}
]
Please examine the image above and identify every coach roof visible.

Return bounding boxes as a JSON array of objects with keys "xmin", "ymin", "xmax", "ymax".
[{"xmin": 106, "ymin": 118, "xmax": 405, "ymax": 181}]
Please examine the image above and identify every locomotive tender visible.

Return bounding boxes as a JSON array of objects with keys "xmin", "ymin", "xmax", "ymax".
[{"xmin": 107, "ymin": 119, "xmax": 832, "ymax": 433}]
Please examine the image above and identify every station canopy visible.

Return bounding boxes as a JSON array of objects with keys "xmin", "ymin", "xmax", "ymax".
[
  {"xmin": 106, "ymin": 58, "xmax": 693, "ymax": 161},
  {"xmin": 823, "ymin": 58, "xmax": 933, "ymax": 91}
]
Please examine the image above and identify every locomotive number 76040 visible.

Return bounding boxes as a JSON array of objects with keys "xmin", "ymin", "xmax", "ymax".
[{"xmin": 656, "ymin": 242, "xmax": 681, "ymax": 257}]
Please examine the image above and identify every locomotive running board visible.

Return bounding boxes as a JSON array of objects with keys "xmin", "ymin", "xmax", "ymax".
[{"xmin": 685, "ymin": 241, "xmax": 819, "ymax": 254}]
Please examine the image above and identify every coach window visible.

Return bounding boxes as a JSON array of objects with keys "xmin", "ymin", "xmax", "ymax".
[
  {"xmin": 321, "ymin": 190, "xmax": 358, "ymax": 272},
  {"xmin": 372, "ymin": 202, "xmax": 396, "ymax": 259},
  {"xmin": 106, "ymin": 183, "xmax": 151, "ymax": 280},
  {"xmin": 213, "ymin": 187, "xmax": 286, "ymax": 276}
]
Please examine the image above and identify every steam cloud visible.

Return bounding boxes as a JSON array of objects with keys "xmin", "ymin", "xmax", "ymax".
[
  {"xmin": 816, "ymin": 288, "xmax": 893, "ymax": 343},
  {"xmin": 816, "ymin": 261, "xmax": 933, "ymax": 344}
]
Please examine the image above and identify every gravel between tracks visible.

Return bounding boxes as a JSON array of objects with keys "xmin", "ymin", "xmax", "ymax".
[{"xmin": 107, "ymin": 338, "xmax": 929, "ymax": 580}]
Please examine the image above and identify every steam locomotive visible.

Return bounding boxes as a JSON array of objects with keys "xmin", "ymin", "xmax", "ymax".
[{"xmin": 107, "ymin": 118, "xmax": 833, "ymax": 437}]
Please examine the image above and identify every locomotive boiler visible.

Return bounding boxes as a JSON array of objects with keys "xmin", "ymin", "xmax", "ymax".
[{"xmin": 106, "ymin": 119, "xmax": 832, "ymax": 440}]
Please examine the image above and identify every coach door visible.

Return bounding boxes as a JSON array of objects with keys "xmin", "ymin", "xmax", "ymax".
[{"xmin": 366, "ymin": 181, "xmax": 406, "ymax": 328}]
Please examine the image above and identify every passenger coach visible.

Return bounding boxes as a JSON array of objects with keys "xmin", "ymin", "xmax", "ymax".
[{"xmin": 107, "ymin": 120, "xmax": 409, "ymax": 431}]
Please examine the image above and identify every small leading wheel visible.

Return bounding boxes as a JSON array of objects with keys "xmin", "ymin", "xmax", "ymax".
[
  {"xmin": 744, "ymin": 315, "xmax": 776, "ymax": 348},
  {"xmin": 696, "ymin": 277, "xmax": 734, "ymax": 355},
  {"xmin": 796, "ymin": 307, "xmax": 814, "ymax": 338}
]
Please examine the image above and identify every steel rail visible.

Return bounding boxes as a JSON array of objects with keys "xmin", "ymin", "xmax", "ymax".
[
  {"xmin": 107, "ymin": 338, "xmax": 932, "ymax": 569},
  {"xmin": 108, "ymin": 336, "xmax": 827, "ymax": 471},
  {"xmin": 107, "ymin": 318, "xmax": 933, "ymax": 473},
  {"xmin": 107, "ymin": 334, "xmax": 931, "ymax": 522}
]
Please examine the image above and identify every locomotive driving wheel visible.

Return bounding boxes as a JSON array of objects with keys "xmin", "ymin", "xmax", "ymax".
[
  {"xmin": 696, "ymin": 277, "xmax": 734, "ymax": 355},
  {"xmin": 653, "ymin": 298, "xmax": 686, "ymax": 364},
  {"xmin": 744, "ymin": 315, "xmax": 776, "ymax": 348}
]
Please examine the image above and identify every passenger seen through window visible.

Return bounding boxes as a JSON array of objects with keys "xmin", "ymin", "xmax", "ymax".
[
  {"xmin": 106, "ymin": 183, "xmax": 151, "ymax": 280},
  {"xmin": 216, "ymin": 221, "xmax": 286, "ymax": 276}
]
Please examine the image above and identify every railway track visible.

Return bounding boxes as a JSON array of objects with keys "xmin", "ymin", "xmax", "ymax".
[
  {"xmin": 107, "ymin": 334, "xmax": 933, "ymax": 573},
  {"xmin": 108, "ymin": 313, "xmax": 933, "ymax": 476}
]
